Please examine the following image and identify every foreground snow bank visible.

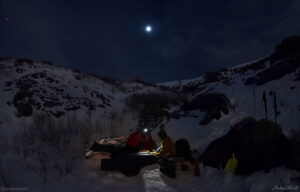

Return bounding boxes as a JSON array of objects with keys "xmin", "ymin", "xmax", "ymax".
[{"xmin": 1, "ymin": 153, "xmax": 299, "ymax": 192}]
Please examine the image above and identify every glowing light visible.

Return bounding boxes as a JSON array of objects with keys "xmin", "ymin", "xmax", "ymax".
[
  {"xmin": 143, "ymin": 128, "xmax": 148, "ymax": 133},
  {"xmin": 145, "ymin": 25, "xmax": 152, "ymax": 32}
]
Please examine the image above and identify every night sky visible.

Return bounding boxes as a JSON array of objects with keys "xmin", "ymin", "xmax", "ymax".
[{"xmin": 1, "ymin": 0, "xmax": 300, "ymax": 83}]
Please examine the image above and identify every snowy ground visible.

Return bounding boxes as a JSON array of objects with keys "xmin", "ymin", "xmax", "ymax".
[{"xmin": 1, "ymin": 153, "xmax": 299, "ymax": 192}]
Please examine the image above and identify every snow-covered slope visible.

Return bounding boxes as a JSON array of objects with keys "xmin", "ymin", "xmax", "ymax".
[
  {"xmin": 0, "ymin": 57, "xmax": 170, "ymax": 138},
  {"xmin": 159, "ymin": 36, "xmax": 300, "ymax": 152},
  {"xmin": 1, "ymin": 36, "xmax": 300, "ymax": 150},
  {"xmin": 0, "ymin": 36, "xmax": 300, "ymax": 192}
]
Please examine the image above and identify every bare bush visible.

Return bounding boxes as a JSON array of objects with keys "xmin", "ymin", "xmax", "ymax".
[
  {"xmin": 108, "ymin": 110, "xmax": 119, "ymax": 137},
  {"xmin": 0, "ymin": 136, "xmax": 9, "ymax": 187},
  {"xmin": 13, "ymin": 110, "xmax": 127, "ymax": 180},
  {"xmin": 13, "ymin": 113, "xmax": 83, "ymax": 179},
  {"xmin": 37, "ymin": 147, "xmax": 48, "ymax": 183},
  {"xmin": 125, "ymin": 92, "xmax": 185, "ymax": 128},
  {"xmin": 0, "ymin": 160, "xmax": 9, "ymax": 187},
  {"xmin": 80, "ymin": 116, "xmax": 94, "ymax": 147}
]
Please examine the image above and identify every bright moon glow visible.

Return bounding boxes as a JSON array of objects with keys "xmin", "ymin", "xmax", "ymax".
[{"xmin": 145, "ymin": 26, "xmax": 152, "ymax": 32}]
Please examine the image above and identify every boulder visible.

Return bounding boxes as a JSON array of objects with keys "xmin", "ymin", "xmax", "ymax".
[
  {"xmin": 181, "ymin": 93, "xmax": 230, "ymax": 125},
  {"xmin": 245, "ymin": 36, "xmax": 300, "ymax": 86},
  {"xmin": 200, "ymin": 118, "xmax": 291, "ymax": 175}
]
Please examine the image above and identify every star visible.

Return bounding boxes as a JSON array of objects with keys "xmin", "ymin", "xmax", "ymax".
[{"xmin": 5, "ymin": 17, "xmax": 8, "ymax": 21}]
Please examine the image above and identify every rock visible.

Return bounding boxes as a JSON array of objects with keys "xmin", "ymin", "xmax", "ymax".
[
  {"xmin": 233, "ymin": 57, "xmax": 268, "ymax": 75},
  {"xmin": 50, "ymin": 111, "xmax": 65, "ymax": 118},
  {"xmin": 12, "ymin": 91, "xmax": 34, "ymax": 116},
  {"xmin": 295, "ymin": 71, "xmax": 300, "ymax": 81},
  {"xmin": 200, "ymin": 118, "xmax": 291, "ymax": 175},
  {"xmin": 205, "ymin": 71, "xmax": 220, "ymax": 83},
  {"xmin": 270, "ymin": 36, "xmax": 300, "ymax": 64},
  {"xmin": 245, "ymin": 36, "xmax": 300, "ymax": 86},
  {"xmin": 181, "ymin": 93, "xmax": 230, "ymax": 125},
  {"xmin": 175, "ymin": 139, "xmax": 191, "ymax": 160}
]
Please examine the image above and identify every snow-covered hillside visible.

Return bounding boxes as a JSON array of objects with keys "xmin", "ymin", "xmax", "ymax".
[
  {"xmin": 159, "ymin": 36, "xmax": 300, "ymax": 153},
  {"xmin": 1, "ymin": 37, "xmax": 300, "ymax": 150},
  {"xmin": 0, "ymin": 36, "xmax": 300, "ymax": 192},
  {"xmin": 0, "ymin": 57, "xmax": 171, "ymax": 139}
]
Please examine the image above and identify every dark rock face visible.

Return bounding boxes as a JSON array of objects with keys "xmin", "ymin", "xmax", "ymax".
[
  {"xmin": 270, "ymin": 36, "xmax": 300, "ymax": 64},
  {"xmin": 175, "ymin": 139, "xmax": 191, "ymax": 160},
  {"xmin": 233, "ymin": 57, "xmax": 268, "ymax": 75},
  {"xmin": 246, "ymin": 36, "xmax": 300, "ymax": 86},
  {"xmin": 205, "ymin": 71, "xmax": 220, "ymax": 83},
  {"xmin": 200, "ymin": 118, "xmax": 291, "ymax": 175},
  {"xmin": 12, "ymin": 91, "xmax": 34, "ymax": 116},
  {"xmin": 295, "ymin": 71, "xmax": 300, "ymax": 81},
  {"xmin": 181, "ymin": 94, "xmax": 230, "ymax": 125}
]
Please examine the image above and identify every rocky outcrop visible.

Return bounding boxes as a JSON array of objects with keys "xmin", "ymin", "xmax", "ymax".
[
  {"xmin": 246, "ymin": 36, "xmax": 300, "ymax": 85},
  {"xmin": 181, "ymin": 93, "xmax": 231, "ymax": 125},
  {"xmin": 3, "ymin": 62, "xmax": 112, "ymax": 118}
]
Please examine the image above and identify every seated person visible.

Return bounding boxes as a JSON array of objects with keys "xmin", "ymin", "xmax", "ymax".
[
  {"xmin": 126, "ymin": 128, "xmax": 156, "ymax": 152},
  {"xmin": 152, "ymin": 128, "xmax": 177, "ymax": 178},
  {"xmin": 152, "ymin": 129, "xmax": 176, "ymax": 158}
]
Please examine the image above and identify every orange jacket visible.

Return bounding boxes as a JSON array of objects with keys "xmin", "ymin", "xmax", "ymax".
[
  {"xmin": 144, "ymin": 134, "xmax": 156, "ymax": 150},
  {"xmin": 156, "ymin": 136, "xmax": 176, "ymax": 158},
  {"xmin": 127, "ymin": 131, "xmax": 144, "ymax": 148},
  {"xmin": 126, "ymin": 131, "xmax": 155, "ymax": 150}
]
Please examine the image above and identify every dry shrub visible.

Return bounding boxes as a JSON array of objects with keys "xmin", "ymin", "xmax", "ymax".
[{"xmin": 125, "ymin": 92, "xmax": 184, "ymax": 128}]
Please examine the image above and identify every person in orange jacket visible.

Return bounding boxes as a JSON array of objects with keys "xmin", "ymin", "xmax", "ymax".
[
  {"xmin": 126, "ymin": 128, "xmax": 156, "ymax": 152},
  {"xmin": 152, "ymin": 129, "xmax": 176, "ymax": 158},
  {"xmin": 152, "ymin": 128, "xmax": 177, "ymax": 178}
]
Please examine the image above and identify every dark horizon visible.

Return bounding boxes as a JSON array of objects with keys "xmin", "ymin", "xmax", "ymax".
[{"xmin": 1, "ymin": 0, "xmax": 300, "ymax": 83}]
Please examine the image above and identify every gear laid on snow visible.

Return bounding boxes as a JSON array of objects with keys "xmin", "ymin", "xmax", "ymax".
[{"xmin": 175, "ymin": 139, "xmax": 191, "ymax": 161}]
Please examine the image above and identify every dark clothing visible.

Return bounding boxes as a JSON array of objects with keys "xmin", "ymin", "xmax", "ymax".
[
  {"xmin": 89, "ymin": 142, "xmax": 139, "ymax": 156},
  {"xmin": 158, "ymin": 156, "xmax": 176, "ymax": 178},
  {"xmin": 101, "ymin": 153, "xmax": 158, "ymax": 176},
  {"xmin": 115, "ymin": 153, "xmax": 158, "ymax": 176}
]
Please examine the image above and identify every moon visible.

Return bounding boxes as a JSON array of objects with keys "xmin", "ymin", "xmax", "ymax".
[{"xmin": 145, "ymin": 25, "xmax": 152, "ymax": 32}]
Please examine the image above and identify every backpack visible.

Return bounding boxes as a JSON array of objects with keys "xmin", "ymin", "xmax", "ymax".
[{"xmin": 175, "ymin": 139, "xmax": 191, "ymax": 160}]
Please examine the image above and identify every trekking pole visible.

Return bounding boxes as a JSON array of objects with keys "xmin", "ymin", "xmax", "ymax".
[
  {"xmin": 262, "ymin": 91, "xmax": 268, "ymax": 120},
  {"xmin": 274, "ymin": 91, "xmax": 278, "ymax": 123}
]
